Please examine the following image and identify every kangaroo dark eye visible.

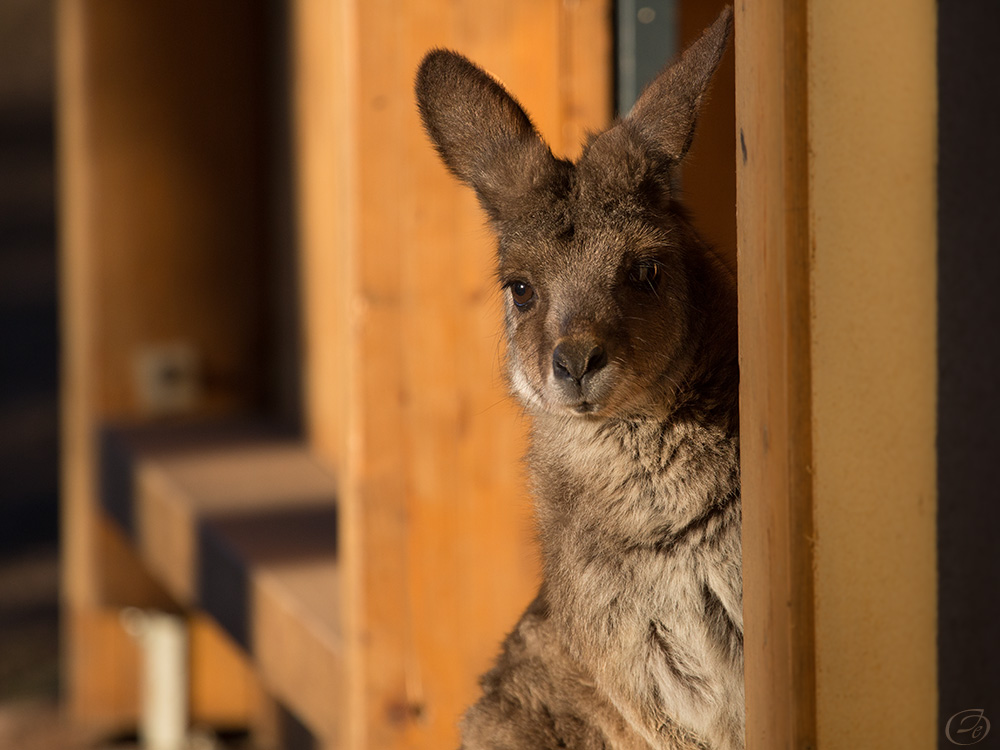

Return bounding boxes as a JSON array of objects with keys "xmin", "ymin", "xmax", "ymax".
[
  {"xmin": 628, "ymin": 261, "xmax": 661, "ymax": 291},
  {"xmin": 510, "ymin": 281, "xmax": 535, "ymax": 308}
]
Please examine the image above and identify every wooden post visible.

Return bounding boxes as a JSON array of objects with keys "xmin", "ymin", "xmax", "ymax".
[{"xmin": 735, "ymin": 1, "xmax": 818, "ymax": 747}]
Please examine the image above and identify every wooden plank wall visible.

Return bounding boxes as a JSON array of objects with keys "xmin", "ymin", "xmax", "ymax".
[
  {"xmin": 58, "ymin": 0, "xmax": 270, "ymax": 731},
  {"xmin": 293, "ymin": 2, "xmax": 612, "ymax": 748}
]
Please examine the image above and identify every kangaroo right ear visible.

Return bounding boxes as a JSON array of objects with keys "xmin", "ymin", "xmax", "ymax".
[
  {"xmin": 416, "ymin": 50, "xmax": 564, "ymax": 223},
  {"xmin": 625, "ymin": 6, "xmax": 732, "ymax": 164}
]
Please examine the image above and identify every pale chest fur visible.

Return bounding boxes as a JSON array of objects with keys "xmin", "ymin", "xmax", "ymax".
[{"xmin": 530, "ymin": 414, "xmax": 744, "ymax": 750}]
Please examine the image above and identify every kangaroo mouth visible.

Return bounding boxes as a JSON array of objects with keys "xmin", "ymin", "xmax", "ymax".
[{"xmin": 571, "ymin": 401, "xmax": 599, "ymax": 415}]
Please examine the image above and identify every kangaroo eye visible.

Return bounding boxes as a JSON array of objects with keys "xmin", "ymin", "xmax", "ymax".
[
  {"xmin": 628, "ymin": 261, "xmax": 661, "ymax": 291},
  {"xmin": 509, "ymin": 281, "xmax": 535, "ymax": 308}
]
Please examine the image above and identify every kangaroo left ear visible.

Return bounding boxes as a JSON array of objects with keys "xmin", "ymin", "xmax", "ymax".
[
  {"xmin": 415, "ymin": 50, "xmax": 566, "ymax": 224},
  {"xmin": 625, "ymin": 5, "xmax": 733, "ymax": 163}
]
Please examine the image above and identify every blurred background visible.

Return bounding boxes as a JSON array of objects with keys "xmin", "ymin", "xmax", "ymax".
[
  {"xmin": 0, "ymin": 1, "xmax": 734, "ymax": 748},
  {"xmin": 6, "ymin": 1, "xmax": 992, "ymax": 750},
  {"xmin": 0, "ymin": 0, "xmax": 63, "ymax": 744}
]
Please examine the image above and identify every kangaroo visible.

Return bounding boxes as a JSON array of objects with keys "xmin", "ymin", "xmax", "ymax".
[{"xmin": 416, "ymin": 8, "xmax": 741, "ymax": 749}]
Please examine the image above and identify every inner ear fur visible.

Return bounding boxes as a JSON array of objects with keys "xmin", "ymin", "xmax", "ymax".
[{"xmin": 415, "ymin": 50, "xmax": 565, "ymax": 223}]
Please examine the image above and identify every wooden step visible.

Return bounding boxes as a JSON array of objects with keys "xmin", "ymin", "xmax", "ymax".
[{"xmin": 98, "ymin": 421, "xmax": 341, "ymax": 742}]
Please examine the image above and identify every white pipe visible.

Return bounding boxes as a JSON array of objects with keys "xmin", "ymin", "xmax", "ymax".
[{"xmin": 121, "ymin": 608, "xmax": 189, "ymax": 750}]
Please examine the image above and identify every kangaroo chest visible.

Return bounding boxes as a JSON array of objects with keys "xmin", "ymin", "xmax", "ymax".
[{"xmin": 531, "ymin": 415, "xmax": 744, "ymax": 748}]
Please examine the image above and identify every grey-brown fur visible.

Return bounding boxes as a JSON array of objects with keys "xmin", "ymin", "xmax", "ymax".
[{"xmin": 416, "ymin": 8, "xmax": 741, "ymax": 749}]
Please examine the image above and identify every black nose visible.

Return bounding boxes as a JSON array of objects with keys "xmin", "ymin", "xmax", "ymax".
[{"xmin": 552, "ymin": 341, "xmax": 607, "ymax": 384}]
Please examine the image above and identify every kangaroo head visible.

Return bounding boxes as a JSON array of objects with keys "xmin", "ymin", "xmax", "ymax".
[{"xmin": 416, "ymin": 8, "xmax": 734, "ymax": 419}]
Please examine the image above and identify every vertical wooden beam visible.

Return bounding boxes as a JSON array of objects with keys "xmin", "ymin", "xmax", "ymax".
[
  {"xmin": 294, "ymin": 0, "xmax": 353, "ymax": 475},
  {"xmin": 295, "ymin": 2, "xmax": 612, "ymax": 748},
  {"xmin": 735, "ymin": 1, "xmax": 818, "ymax": 748},
  {"xmin": 290, "ymin": 4, "xmax": 354, "ymax": 747}
]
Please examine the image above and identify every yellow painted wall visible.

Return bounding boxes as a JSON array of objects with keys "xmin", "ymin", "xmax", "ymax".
[{"xmin": 808, "ymin": 1, "xmax": 938, "ymax": 747}]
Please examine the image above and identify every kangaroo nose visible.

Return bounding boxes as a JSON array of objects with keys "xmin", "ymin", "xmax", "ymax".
[{"xmin": 552, "ymin": 341, "xmax": 607, "ymax": 384}]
